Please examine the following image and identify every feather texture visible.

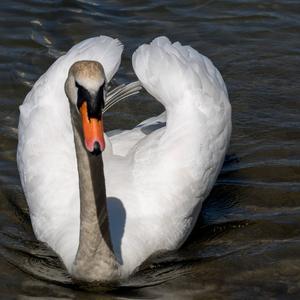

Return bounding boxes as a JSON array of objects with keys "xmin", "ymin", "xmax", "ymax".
[{"xmin": 17, "ymin": 36, "xmax": 231, "ymax": 279}]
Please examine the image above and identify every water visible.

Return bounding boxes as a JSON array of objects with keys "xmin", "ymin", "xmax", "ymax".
[{"xmin": 0, "ymin": 0, "xmax": 300, "ymax": 298}]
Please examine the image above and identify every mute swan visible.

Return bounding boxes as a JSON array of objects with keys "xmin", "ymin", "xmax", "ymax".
[{"xmin": 17, "ymin": 36, "xmax": 231, "ymax": 285}]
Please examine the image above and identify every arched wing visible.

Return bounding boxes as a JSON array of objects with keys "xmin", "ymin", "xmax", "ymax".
[{"xmin": 17, "ymin": 36, "xmax": 123, "ymax": 272}]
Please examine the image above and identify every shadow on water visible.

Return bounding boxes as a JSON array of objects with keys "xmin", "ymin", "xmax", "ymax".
[{"xmin": 0, "ymin": 153, "xmax": 251, "ymax": 295}]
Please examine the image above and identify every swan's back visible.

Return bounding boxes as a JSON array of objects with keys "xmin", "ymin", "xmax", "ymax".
[{"xmin": 17, "ymin": 36, "xmax": 123, "ymax": 271}]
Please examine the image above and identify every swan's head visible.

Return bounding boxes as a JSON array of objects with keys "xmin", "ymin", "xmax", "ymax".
[{"xmin": 65, "ymin": 60, "xmax": 106, "ymax": 155}]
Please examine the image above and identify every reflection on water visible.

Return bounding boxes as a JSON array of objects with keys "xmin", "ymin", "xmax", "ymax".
[{"xmin": 0, "ymin": 0, "xmax": 299, "ymax": 298}]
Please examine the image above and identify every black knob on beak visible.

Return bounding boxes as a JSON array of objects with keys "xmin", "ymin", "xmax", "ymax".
[{"xmin": 91, "ymin": 141, "xmax": 101, "ymax": 156}]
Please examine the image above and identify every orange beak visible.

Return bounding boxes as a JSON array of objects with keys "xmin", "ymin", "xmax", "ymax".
[{"xmin": 80, "ymin": 101, "xmax": 105, "ymax": 154}]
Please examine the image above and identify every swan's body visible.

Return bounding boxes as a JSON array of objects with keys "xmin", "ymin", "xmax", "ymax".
[{"xmin": 17, "ymin": 36, "xmax": 231, "ymax": 283}]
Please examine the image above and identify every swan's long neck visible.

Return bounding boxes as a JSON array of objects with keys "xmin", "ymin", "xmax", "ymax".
[{"xmin": 69, "ymin": 106, "xmax": 120, "ymax": 285}]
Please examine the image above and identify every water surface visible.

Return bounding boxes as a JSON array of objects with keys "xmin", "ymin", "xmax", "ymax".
[{"xmin": 0, "ymin": 0, "xmax": 300, "ymax": 299}]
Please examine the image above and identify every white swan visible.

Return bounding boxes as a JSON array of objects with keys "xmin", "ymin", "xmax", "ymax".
[{"xmin": 17, "ymin": 36, "xmax": 231, "ymax": 285}]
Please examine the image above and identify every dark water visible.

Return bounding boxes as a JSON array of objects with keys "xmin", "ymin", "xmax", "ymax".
[{"xmin": 0, "ymin": 0, "xmax": 300, "ymax": 299}]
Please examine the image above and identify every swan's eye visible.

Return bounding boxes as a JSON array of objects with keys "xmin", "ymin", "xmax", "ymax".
[{"xmin": 75, "ymin": 81, "xmax": 91, "ymax": 111}]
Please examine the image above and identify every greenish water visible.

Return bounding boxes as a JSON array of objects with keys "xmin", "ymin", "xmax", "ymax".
[{"xmin": 0, "ymin": 0, "xmax": 299, "ymax": 299}]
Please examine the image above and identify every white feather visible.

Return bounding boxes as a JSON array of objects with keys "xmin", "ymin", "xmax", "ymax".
[{"xmin": 17, "ymin": 36, "xmax": 231, "ymax": 279}]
